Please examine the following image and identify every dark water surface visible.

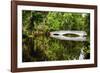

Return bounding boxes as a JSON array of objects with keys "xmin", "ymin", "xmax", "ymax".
[{"xmin": 22, "ymin": 33, "xmax": 89, "ymax": 62}]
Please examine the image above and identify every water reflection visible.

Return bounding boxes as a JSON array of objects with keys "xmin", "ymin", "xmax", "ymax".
[
  {"xmin": 32, "ymin": 33, "xmax": 88, "ymax": 61},
  {"xmin": 22, "ymin": 31, "xmax": 90, "ymax": 62},
  {"xmin": 22, "ymin": 11, "xmax": 90, "ymax": 62}
]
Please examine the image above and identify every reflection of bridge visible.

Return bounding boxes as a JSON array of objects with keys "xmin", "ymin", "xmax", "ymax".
[{"xmin": 50, "ymin": 30, "xmax": 87, "ymax": 41}]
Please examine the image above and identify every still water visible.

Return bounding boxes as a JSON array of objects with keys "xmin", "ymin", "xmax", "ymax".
[
  {"xmin": 22, "ymin": 31, "xmax": 90, "ymax": 62},
  {"xmin": 32, "ymin": 31, "xmax": 89, "ymax": 61}
]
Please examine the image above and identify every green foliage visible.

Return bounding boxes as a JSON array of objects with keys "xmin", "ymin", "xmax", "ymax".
[
  {"xmin": 22, "ymin": 10, "xmax": 90, "ymax": 62},
  {"xmin": 63, "ymin": 34, "xmax": 79, "ymax": 37}
]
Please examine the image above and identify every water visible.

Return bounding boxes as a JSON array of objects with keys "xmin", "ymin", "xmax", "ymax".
[
  {"xmin": 32, "ymin": 31, "xmax": 86, "ymax": 61},
  {"xmin": 50, "ymin": 31, "xmax": 86, "ymax": 60},
  {"xmin": 23, "ymin": 31, "xmax": 88, "ymax": 62}
]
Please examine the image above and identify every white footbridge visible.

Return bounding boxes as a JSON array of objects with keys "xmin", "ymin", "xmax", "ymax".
[{"xmin": 50, "ymin": 30, "xmax": 87, "ymax": 41}]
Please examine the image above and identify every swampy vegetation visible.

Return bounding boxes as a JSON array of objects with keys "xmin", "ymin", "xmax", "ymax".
[{"xmin": 22, "ymin": 10, "xmax": 90, "ymax": 62}]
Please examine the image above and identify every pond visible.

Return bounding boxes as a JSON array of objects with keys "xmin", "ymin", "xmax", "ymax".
[
  {"xmin": 22, "ymin": 31, "xmax": 89, "ymax": 62},
  {"xmin": 22, "ymin": 11, "xmax": 90, "ymax": 62}
]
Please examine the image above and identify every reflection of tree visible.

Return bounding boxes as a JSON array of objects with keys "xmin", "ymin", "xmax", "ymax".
[{"xmin": 22, "ymin": 10, "xmax": 90, "ymax": 62}]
